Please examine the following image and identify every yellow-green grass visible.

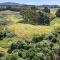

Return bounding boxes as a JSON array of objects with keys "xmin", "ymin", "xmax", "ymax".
[
  {"xmin": 0, "ymin": 37, "xmax": 20, "ymax": 52},
  {"xmin": 50, "ymin": 8, "xmax": 57, "ymax": 16},
  {"xmin": 7, "ymin": 23, "xmax": 60, "ymax": 41},
  {"xmin": 50, "ymin": 8, "xmax": 60, "ymax": 25},
  {"xmin": 51, "ymin": 17, "xmax": 60, "ymax": 25},
  {"xmin": 5, "ymin": 15, "xmax": 23, "ymax": 23},
  {"xmin": 0, "ymin": 37, "xmax": 13, "ymax": 48},
  {"xmin": 0, "ymin": 47, "xmax": 7, "ymax": 52},
  {"xmin": 0, "ymin": 10, "xmax": 23, "ymax": 23}
]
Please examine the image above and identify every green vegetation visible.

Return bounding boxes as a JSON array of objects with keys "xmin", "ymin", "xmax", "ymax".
[
  {"xmin": 0, "ymin": 11, "xmax": 23, "ymax": 23},
  {"xmin": 50, "ymin": 17, "xmax": 60, "ymax": 25},
  {"xmin": 56, "ymin": 9, "xmax": 60, "ymax": 17},
  {"xmin": 0, "ymin": 29, "xmax": 60, "ymax": 60},
  {"xmin": 43, "ymin": 7, "xmax": 50, "ymax": 13},
  {"xmin": 20, "ymin": 7, "xmax": 53, "ymax": 25},
  {"xmin": 0, "ymin": 7, "xmax": 60, "ymax": 60}
]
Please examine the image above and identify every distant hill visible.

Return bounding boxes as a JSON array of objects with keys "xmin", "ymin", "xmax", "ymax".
[
  {"xmin": 0, "ymin": 2, "xmax": 26, "ymax": 11},
  {"xmin": 0, "ymin": 2, "xmax": 60, "ymax": 8},
  {"xmin": 0, "ymin": 2, "xmax": 60, "ymax": 11},
  {"xmin": 0, "ymin": 2, "xmax": 25, "ymax": 6},
  {"xmin": 38, "ymin": 5, "xmax": 60, "ymax": 8}
]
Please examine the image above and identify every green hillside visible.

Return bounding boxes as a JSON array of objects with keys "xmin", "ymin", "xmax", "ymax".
[
  {"xmin": 0, "ymin": 9, "xmax": 59, "ymax": 50},
  {"xmin": 0, "ymin": 9, "xmax": 60, "ymax": 60}
]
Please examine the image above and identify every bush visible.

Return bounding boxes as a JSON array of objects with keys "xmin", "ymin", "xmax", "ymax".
[
  {"xmin": 0, "ymin": 52, "xmax": 5, "ymax": 57},
  {"xmin": 44, "ymin": 32, "xmax": 58, "ymax": 43},
  {"xmin": 10, "ymin": 53, "xmax": 19, "ymax": 60},
  {"xmin": 8, "ymin": 43, "xmax": 17, "ymax": 52},
  {"xmin": 44, "ymin": 33, "xmax": 55, "ymax": 40},
  {"xmin": 0, "ymin": 31, "xmax": 6, "ymax": 40},
  {"xmin": 32, "ymin": 35, "xmax": 44, "ymax": 43},
  {"xmin": 33, "ymin": 52, "xmax": 45, "ymax": 60},
  {"xmin": 2, "ymin": 53, "xmax": 19, "ymax": 60},
  {"xmin": 36, "ymin": 40, "xmax": 51, "ymax": 48},
  {"xmin": 26, "ymin": 48, "xmax": 36, "ymax": 59},
  {"xmin": 5, "ymin": 30, "xmax": 15, "ymax": 38},
  {"xmin": 0, "ymin": 29, "xmax": 15, "ymax": 40},
  {"xmin": 18, "ymin": 50, "xmax": 27, "ymax": 58},
  {"xmin": 16, "ymin": 41, "xmax": 26, "ymax": 49}
]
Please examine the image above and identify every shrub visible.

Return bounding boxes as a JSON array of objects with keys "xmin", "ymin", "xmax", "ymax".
[
  {"xmin": 16, "ymin": 41, "xmax": 26, "ymax": 49},
  {"xmin": 44, "ymin": 33, "xmax": 55, "ymax": 41},
  {"xmin": 32, "ymin": 35, "xmax": 44, "ymax": 43},
  {"xmin": 36, "ymin": 40, "xmax": 51, "ymax": 48},
  {"xmin": 5, "ymin": 30, "xmax": 15, "ymax": 38},
  {"xmin": 8, "ymin": 43, "xmax": 17, "ymax": 52},
  {"xmin": 44, "ymin": 33, "xmax": 58, "ymax": 43},
  {"xmin": 18, "ymin": 50, "xmax": 27, "ymax": 58},
  {"xmin": 0, "ymin": 29, "xmax": 15, "ymax": 40},
  {"xmin": 0, "ymin": 31, "xmax": 6, "ymax": 40},
  {"xmin": 36, "ymin": 53, "xmax": 45, "ymax": 60},
  {"xmin": 26, "ymin": 49, "xmax": 36, "ymax": 59},
  {"xmin": 0, "ymin": 52, "xmax": 5, "ymax": 57},
  {"xmin": 10, "ymin": 53, "xmax": 19, "ymax": 60},
  {"xmin": 2, "ymin": 53, "xmax": 19, "ymax": 60}
]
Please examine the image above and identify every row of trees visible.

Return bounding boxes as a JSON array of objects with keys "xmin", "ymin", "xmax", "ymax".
[
  {"xmin": 0, "ymin": 5, "xmax": 20, "ymax": 11},
  {"xmin": 20, "ymin": 6, "xmax": 60, "ymax": 25}
]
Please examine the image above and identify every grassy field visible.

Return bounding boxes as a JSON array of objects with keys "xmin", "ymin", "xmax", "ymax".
[
  {"xmin": 0, "ymin": 9, "xmax": 60, "ymax": 52},
  {"xmin": 51, "ymin": 17, "xmax": 60, "ymax": 25},
  {"xmin": 7, "ymin": 22, "xmax": 60, "ymax": 40},
  {"xmin": 50, "ymin": 8, "xmax": 58, "ymax": 16},
  {"xmin": 0, "ymin": 10, "xmax": 23, "ymax": 23},
  {"xmin": 50, "ymin": 8, "xmax": 60, "ymax": 25}
]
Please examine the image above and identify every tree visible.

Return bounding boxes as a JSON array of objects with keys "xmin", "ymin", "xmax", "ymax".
[
  {"xmin": 20, "ymin": 8, "xmax": 51, "ymax": 25},
  {"xmin": 31, "ymin": 6, "xmax": 38, "ymax": 10},
  {"xmin": 56, "ymin": 9, "xmax": 60, "ymax": 17},
  {"xmin": 20, "ymin": 8, "xmax": 38, "ymax": 23},
  {"xmin": 43, "ymin": 7, "xmax": 50, "ymax": 13},
  {"xmin": 6, "ymin": 6, "xmax": 11, "ymax": 10},
  {"xmin": 37, "ymin": 11, "xmax": 50, "ymax": 25}
]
